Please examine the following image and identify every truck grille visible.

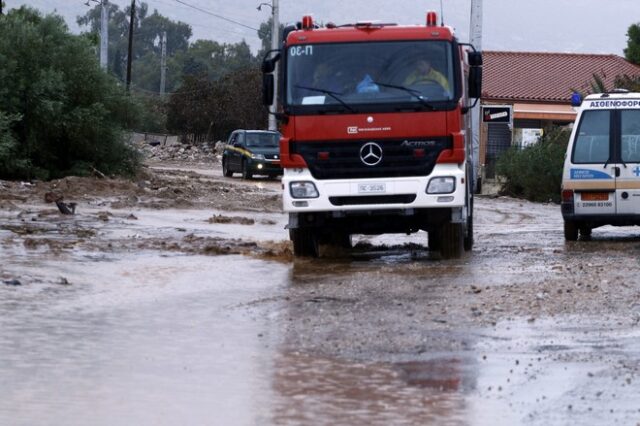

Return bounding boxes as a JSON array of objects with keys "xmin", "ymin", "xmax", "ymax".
[
  {"xmin": 290, "ymin": 137, "xmax": 452, "ymax": 180},
  {"xmin": 329, "ymin": 194, "xmax": 417, "ymax": 206}
]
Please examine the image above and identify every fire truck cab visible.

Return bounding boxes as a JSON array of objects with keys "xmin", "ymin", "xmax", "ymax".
[{"xmin": 262, "ymin": 12, "xmax": 482, "ymax": 258}]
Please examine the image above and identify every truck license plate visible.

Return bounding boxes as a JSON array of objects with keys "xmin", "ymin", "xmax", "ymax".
[{"xmin": 358, "ymin": 183, "xmax": 386, "ymax": 194}]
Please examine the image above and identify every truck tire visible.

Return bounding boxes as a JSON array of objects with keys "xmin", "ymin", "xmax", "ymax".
[
  {"xmin": 222, "ymin": 158, "xmax": 233, "ymax": 177},
  {"xmin": 241, "ymin": 160, "xmax": 252, "ymax": 180},
  {"xmin": 464, "ymin": 211, "xmax": 474, "ymax": 251},
  {"xmin": 439, "ymin": 222, "xmax": 464, "ymax": 259},
  {"xmin": 329, "ymin": 232, "xmax": 352, "ymax": 249},
  {"xmin": 464, "ymin": 183, "xmax": 474, "ymax": 251},
  {"xmin": 564, "ymin": 220, "xmax": 578, "ymax": 241},
  {"xmin": 290, "ymin": 228, "xmax": 319, "ymax": 257},
  {"xmin": 429, "ymin": 230, "xmax": 441, "ymax": 252}
]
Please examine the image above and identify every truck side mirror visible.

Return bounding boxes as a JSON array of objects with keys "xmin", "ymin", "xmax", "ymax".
[
  {"xmin": 263, "ymin": 74, "xmax": 274, "ymax": 106},
  {"xmin": 468, "ymin": 66, "xmax": 482, "ymax": 99},
  {"xmin": 468, "ymin": 51, "xmax": 483, "ymax": 67},
  {"xmin": 261, "ymin": 52, "xmax": 281, "ymax": 73}
]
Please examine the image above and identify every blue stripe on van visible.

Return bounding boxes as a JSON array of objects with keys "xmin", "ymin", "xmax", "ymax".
[{"xmin": 570, "ymin": 168, "xmax": 612, "ymax": 180}]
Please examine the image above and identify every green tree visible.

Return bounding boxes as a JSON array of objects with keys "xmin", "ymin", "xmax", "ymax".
[
  {"xmin": 624, "ymin": 23, "xmax": 640, "ymax": 65},
  {"xmin": 615, "ymin": 74, "xmax": 640, "ymax": 91},
  {"xmin": 257, "ymin": 17, "xmax": 284, "ymax": 59},
  {"xmin": 166, "ymin": 67, "xmax": 266, "ymax": 141},
  {"xmin": 77, "ymin": 2, "xmax": 139, "ymax": 81},
  {"xmin": 177, "ymin": 39, "xmax": 257, "ymax": 81},
  {"xmin": 0, "ymin": 113, "xmax": 29, "ymax": 177},
  {"xmin": 77, "ymin": 2, "xmax": 192, "ymax": 90},
  {"xmin": 0, "ymin": 7, "xmax": 141, "ymax": 180}
]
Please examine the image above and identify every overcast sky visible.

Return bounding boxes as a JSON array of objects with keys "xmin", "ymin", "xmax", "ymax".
[{"xmin": 6, "ymin": 0, "xmax": 640, "ymax": 56}]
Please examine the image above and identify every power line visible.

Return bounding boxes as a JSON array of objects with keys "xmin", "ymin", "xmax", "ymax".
[
  {"xmin": 92, "ymin": 0, "xmax": 263, "ymax": 41},
  {"xmin": 169, "ymin": 0, "xmax": 260, "ymax": 32}
]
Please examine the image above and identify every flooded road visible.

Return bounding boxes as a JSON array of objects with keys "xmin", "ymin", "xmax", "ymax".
[{"xmin": 3, "ymin": 168, "xmax": 640, "ymax": 425}]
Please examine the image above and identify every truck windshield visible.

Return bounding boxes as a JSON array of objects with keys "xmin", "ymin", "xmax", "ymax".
[{"xmin": 286, "ymin": 40, "xmax": 455, "ymax": 110}]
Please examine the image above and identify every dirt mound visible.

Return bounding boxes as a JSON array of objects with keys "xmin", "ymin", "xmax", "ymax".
[
  {"xmin": 137, "ymin": 139, "xmax": 219, "ymax": 166},
  {"xmin": 0, "ymin": 165, "xmax": 281, "ymax": 213},
  {"xmin": 208, "ymin": 214, "xmax": 255, "ymax": 225}
]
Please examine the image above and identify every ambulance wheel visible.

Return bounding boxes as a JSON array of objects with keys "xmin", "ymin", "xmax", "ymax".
[
  {"xmin": 579, "ymin": 226, "xmax": 592, "ymax": 239},
  {"xmin": 439, "ymin": 222, "xmax": 464, "ymax": 259},
  {"xmin": 290, "ymin": 228, "xmax": 319, "ymax": 257},
  {"xmin": 564, "ymin": 220, "xmax": 578, "ymax": 241}
]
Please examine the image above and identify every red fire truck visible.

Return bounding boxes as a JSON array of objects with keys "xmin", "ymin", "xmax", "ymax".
[{"xmin": 262, "ymin": 12, "xmax": 482, "ymax": 258}]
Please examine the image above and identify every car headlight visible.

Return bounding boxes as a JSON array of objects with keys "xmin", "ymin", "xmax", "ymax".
[
  {"xmin": 251, "ymin": 153, "xmax": 265, "ymax": 160},
  {"xmin": 290, "ymin": 181, "xmax": 319, "ymax": 199},
  {"xmin": 427, "ymin": 177, "xmax": 456, "ymax": 194}
]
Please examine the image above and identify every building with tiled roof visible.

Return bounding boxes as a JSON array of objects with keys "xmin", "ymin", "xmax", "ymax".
[{"xmin": 479, "ymin": 51, "xmax": 640, "ymax": 181}]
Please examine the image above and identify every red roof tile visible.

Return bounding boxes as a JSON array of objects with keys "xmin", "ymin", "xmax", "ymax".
[{"xmin": 482, "ymin": 51, "xmax": 640, "ymax": 103}]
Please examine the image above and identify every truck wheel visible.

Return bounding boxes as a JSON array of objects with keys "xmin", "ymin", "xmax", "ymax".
[
  {"xmin": 464, "ymin": 184, "xmax": 474, "ymax": 251},
  {"xmin": 241, "ymin": 160, "xmax": 252, "ymax": 180},
  {"xmin": 439, "ymin": 222, "xmax": 464, "ymax": 259},
  {"xmin": 564, "ymin": 220, "xmax": 578, "ymax": 241},
  {"xmin": 329, "ymin": 232, "xmax": 352, "ymax": 249},
  {"xmin": 290, "ymin": 229, "xmax": 319, "ymax": 257},
  {"xmin": 222, "ymin": 158, "xmax": 233, "ymax": 177},
  {"xmin": 464, "ymin": 211, "xmax": 474, "ymax": 251},
  {"xmin": 429, "ymin": 230, "xmax": 441, "ymax": 252}
]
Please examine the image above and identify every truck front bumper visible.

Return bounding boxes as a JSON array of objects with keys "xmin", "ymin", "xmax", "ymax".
[{"xmin": 282, "ymin": 163, "xmax": 466, "ymax": 213}]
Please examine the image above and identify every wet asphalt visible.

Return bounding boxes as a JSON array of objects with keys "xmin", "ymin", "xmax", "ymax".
[{"xmin": 2, "ymin": 174, "xmax": 640, "ymax": 425}]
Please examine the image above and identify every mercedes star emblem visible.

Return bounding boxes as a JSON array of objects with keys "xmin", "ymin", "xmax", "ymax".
[{"xmin": 360, "ymin": 142, "xmax": 383, "ymax": 166}]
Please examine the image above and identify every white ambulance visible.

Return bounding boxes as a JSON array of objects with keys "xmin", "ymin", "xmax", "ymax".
[{"xmin": 561, "ymin": 90, "xmax": 640, "ymax": 240}]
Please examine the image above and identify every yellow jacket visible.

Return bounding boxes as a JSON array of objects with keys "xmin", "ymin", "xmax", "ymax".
[{"xmin": 403, "ymin": 68, "xmax": 450, "ymax": 92}]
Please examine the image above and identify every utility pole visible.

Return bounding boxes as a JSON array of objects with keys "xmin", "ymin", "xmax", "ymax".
[
  {"xmin": 469, "ymin": 0, "xmax": 483, "ymax": 192},
  {"xmin": 469, "ymin": 0, "xmax": 483, "ymax": 51},
  {"xmin": 268, "ymin": 0, "xmax": 279, "ymax": 131},
  {"xmin": 99, "ymin": 0, "xmax": 109, "ymax": 70},
  {"xmin": 126, "ymin": 0, "xmax": 135, "ymax": 93},
  {"xmin": 160, "ymin": 31, "xmax": 167, "ymax": 96}
]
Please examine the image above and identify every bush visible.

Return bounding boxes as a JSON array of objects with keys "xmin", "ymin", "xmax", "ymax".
[
  {"xmin": 166, "ymin": 67, "xmax": 267, "ymax": 141},
  {"xmin": 0, "ymin": 7, "xmax": 142, "ymax": 180},
  {"xmin": 496, "ymin": 127, "xmax": 570, "ymax": 203}
]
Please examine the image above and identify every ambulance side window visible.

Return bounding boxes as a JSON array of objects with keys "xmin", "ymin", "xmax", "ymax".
[
  {"xmin": 621, "ymin": 110, "xmax": 640, "ymax": 163},
  {"xmin": 572, "ymin": 110, "xmax": 610, "ymax": 164}
]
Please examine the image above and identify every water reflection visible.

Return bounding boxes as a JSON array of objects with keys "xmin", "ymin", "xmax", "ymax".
[
  {"xmin": 271, "ymin": 351, "xmax": 470, "ymax": 426},
  {"xmin": 0, "ymin": 253, "xmax": 288, "ymax": 426}
]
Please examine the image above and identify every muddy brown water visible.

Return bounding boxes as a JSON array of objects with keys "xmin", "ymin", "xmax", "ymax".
[{"xmin": 2, "ymin": 180, "xmax": 640, "ymax": 425}]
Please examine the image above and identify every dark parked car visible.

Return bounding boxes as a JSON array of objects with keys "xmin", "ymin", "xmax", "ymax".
[{"xmin": 221, "ymin": 130, "xmax": 282, "ymax": 179}]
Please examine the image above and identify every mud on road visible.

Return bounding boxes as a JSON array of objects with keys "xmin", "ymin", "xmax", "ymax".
[{"xmin": 2, "ymin": 159, "xmax": 640, "ymax": 425}]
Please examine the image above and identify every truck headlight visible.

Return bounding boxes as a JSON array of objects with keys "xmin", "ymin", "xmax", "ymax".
[
  {"xmin": 290, "ymin": 181, "xmax": 319, "ymax": 199},
  {"xmin": 427, "ymin": 177, "xmax": 456, "ymax": 194},
  {"xmin": 251, "ymin": 153, "xmax": 265, "ymax": 160}
]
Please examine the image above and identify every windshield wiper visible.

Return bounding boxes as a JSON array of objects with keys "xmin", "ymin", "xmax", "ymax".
[
  {"xmin": 373, "ymin": 81, "xmax": 436, "ymax": 110},
  {"xmin": 294, "ymin": 85, "xmax": 356, "ymax": 113}
]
